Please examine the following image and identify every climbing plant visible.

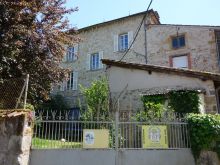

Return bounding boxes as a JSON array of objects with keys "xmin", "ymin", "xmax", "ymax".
[
  {"xmin": 168, "ymin": 90, "xmax": 200, "ymax": 113},
  {"xmin": 186, "ymin": 114, "xmax": 220, "ymax": 159}
]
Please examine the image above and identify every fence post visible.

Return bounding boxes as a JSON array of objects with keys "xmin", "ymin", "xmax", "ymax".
[
  {"xmin": 24, "ymin": 74, "xmax": 29, "ymax": 109},
  {"xmin": 115, "ymin": 99, "xmax": 119, "ymax": 165}
]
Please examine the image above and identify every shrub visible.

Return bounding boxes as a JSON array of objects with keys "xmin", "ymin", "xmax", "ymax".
[{"xmin": 186, "ymin": 113, "xmax": 220, "ymax": 158}]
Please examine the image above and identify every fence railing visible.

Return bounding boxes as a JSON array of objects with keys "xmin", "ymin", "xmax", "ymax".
[{"xmin": 32, "ymin": 110, "xmax": 190, "ymax": 149}]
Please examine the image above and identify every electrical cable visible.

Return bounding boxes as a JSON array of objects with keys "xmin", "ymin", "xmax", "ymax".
[{"xmin": 119, "ymin": 0, "xmax": 153, "ymax": 62}]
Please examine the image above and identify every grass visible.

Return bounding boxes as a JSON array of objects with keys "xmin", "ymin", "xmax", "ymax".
[{"xmin": 32, "ymin": 137, "xmax": 82, "ymax": 149}]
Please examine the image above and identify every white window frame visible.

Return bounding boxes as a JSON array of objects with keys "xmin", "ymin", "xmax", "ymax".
[
  {"xmin": 66, "ymin": 45, "xmax": 78, "ymax": 62},
  {"xmin": 60, "ymin": 71, "xmax": 78, "ymax": 91},
  {"xmin": 172, "ymin": 55, "xmax": 189, "ymax": 69},
  {"xmin": 90, "ymin": 53, "xmax": 100, "ymax": 70},
  {"xmin": 114, "ymin": 31, "xmax": 133, "ymax": 52},
  {"xmin": 87, "ymin": 51, "xmax": 104, "ymax": 71},
  {"xmin": 118, "ymin": 33, "xmax": 128, "ymax": 51}
]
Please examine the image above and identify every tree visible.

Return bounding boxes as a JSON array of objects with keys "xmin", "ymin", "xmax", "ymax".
[
  {"xmin": 37, "ymin": 94, "xmax": 70, "ymax": 111},
  {"xmin": 0, "ymin": 0, "xmax": 78, "ymax": 104},
  {"xmin": 80, "ymin": 78, "xmax": 109, "ymax": 121}
]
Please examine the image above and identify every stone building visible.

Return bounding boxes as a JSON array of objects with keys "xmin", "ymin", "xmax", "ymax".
[
  {"xmin": 53, "ymin": 9, "xmax": 220, "ymax": 113},
  {"xmin": 54, "ymin": 10, "xmax": 160, "ymax": 106}
]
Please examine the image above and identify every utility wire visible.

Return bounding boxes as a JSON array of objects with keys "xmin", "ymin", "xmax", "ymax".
[{"xmin": 119, "ymin": 0, "xmax": 153, "ymax": 62}]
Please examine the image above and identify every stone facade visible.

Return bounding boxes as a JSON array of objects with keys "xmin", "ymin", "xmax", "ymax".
[
  {"xmin": 147, "ymin": 24, "xmax": 220, "ymax": 73},
  {"xmin": 53, "ymin": 10, "xmax": 220, "ymax": 112},
  {"xmin": 55, "ymin": 11, "xmax": 160, "ymax": 106},
  {"xmin": 0, "ymin": 111, "xmax": 32, "ymax": 165}
]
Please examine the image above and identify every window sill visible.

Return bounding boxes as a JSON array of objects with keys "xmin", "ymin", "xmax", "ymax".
[
  {"xmin": 64, "ymin": 60, "xmax": 77, "ymax": 63},
  {"xmin": 171, "ymin": 46, "xmax": 186, "ymax": 50},
  {"xmin": 88, "ymin": 68, "xmax": 104, "ymax": 72},
  {"xmin": 115, "ymin": 49, "xmax": 130, "ymax": 53}
]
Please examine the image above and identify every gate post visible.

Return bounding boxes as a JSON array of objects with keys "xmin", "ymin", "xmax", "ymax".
[{"xmin": 115, "ymin": 99, "xmax": 120, "ymax": 165}]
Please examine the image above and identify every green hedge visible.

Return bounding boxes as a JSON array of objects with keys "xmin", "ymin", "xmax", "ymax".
[{"xmin": 186, "ymin": 114, "xmax": 220, "ymax": 158}]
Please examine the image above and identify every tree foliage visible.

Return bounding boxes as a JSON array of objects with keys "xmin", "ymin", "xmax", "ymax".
[
  {"xmin": 79, "ymin": 78, "xmax": 109, "ymax": 121},
  {"xmin": 37, "ymin": 94, "xmax": 70, "ymax": 111},
  {"xmin": 0, "ymin": 0, "xmax": 78, "ymax": 104}
]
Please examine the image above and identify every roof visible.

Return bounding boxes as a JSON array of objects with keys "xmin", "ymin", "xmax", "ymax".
[
  {"xmin": 140, "ymin": 86, "xmax": 206, "ymax": 96},
  {"xmin": 78, "ymin": 9, "xmax": 160, "ymax": 32},
  {"xmin": 149, "ymin": 24, "xmax": 220, "ymax": 29},
  {"xmin": 102, "ymin": 59, "xmax": 220, "ymax": 81},
  {"xmin": 0, "ymin": 109, "xmax": 31, "ymax": 118}
]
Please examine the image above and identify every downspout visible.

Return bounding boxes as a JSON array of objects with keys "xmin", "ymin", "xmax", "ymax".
[{"xmin": 144, "ymin": 23, "xmax": 148, "ymax": 64}]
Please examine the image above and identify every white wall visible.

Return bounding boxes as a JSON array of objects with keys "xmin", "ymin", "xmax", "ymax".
[{"xmin": 30, "ymin": 149, "xmax": 195, "ymax": 165}]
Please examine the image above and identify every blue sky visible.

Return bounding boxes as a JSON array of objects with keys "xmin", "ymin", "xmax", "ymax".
[{"xmin": 65, "ymin": 0, "xmax": 220, "ymax": 29}]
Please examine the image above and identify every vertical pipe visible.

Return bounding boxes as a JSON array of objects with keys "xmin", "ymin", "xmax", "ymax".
[
  {"xmin": 144, "ymin": 24, "xmax": 148, "ymax": 64},
  {"xmin": 115, "ymin": 99, "xmax": 119, "ymax": 165}
]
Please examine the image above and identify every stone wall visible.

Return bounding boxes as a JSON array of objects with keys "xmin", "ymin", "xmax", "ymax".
[
  {"xmin": 0, "ymin": 112, "xmax": 32, "ymax": 165},
  {"xmin": 147, "ymin": 24, "xmax": 220, "ymax": 73},
  {"xmin": 197, "ymin": 151, "xmax": 220, "ymax": 165}
]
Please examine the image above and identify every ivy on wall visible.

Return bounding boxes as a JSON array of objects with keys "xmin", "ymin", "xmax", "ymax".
[
  {"xmin": 168, "ymin": 90, "xmax": 200, "ymax": 113},
  {"xmin": 141, "ymin": 90, "xmax": 200, "ymax": 114},
  {"xmin": 186, "ymin": 114, "xmax": 220, "ymax": 159}
]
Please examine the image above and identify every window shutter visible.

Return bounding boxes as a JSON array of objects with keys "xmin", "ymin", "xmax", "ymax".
[
  {"xmin": 86, "ymin": 54, "xmax": 91, "ymax": 70},
  {"xmin": 128, "ymin": 31, "xmax": 133, "ymax": 48},
  {"xmin": 114, "ymin": 35, "xmax": 118, "ymax": 52},
  {"xmin": 99, "ymin": 51, "xmax": 104, "ymax": 69},
  {"xmin": 60, "ymin": 81, "xmax": 66, "ymax": 91},
  {"xmin": 64, "ymin": 81, "xmax": 67, "ymax": 91},
  {"xmin": 62, "ymin": 47, "xmax": 68, "ymax": 62},
  {"xmin": 60, "ymin": 82, "xmax": 63, "ymax": 91},
  {"xmin": 72, "ymin": 72, "xmax": 78, "ymax": 90},
  {"xmin": 74, "ymin": 44, "xmax": 78, "ymax": 60},
  {"xmin": 172, "ymin": 55, "xmax": 188, "ymax": 68}
]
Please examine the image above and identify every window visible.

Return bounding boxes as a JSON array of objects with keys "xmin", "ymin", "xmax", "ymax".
[
  {"xmin": 119, "ymin": 33, "xmax": 128, "ymax": 51},
  {"xmin": 60, "ymin": 71, "xmax": 78, "ymax": 91},
  {"xmin": 87, "ymin": 51, "xmax": 103, "ymax": 71},
  {"xmin": 215, "ymin": 30, "xmax": 220, "ymax": 65},
  {"xmin": 114, "ymin": 31, "xmax": 133, "ymax": 52},
  {"xmin": 171, "ymin": 55, "xmax": 189, "ymax": 69},
  {"xmin": 65, "ymin": 45, "xmax": 78, "ymax": 62},
  {"xmin": 172, "ymin": 35, "xmax": 185, "ymax": 49},
  {"xmin": 90, "ymin": 53, "xmax": 100, "ymax": 70}
]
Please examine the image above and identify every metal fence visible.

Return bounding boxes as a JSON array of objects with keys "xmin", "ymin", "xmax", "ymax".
[
  {"xmin": 32, "ymin": 110, "xmax": 190, "ymax": 149},
  {"xmin": 0, "ymin": 75, "xmax": 29, "ymax": 109}
]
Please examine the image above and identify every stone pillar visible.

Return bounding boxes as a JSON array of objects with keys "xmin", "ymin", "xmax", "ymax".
[
  {"xmin": 0, "ymin": 110, "xmax": 32, "ymax": 165},
  {"xmin": 197, "ymin": 151, "xmax": 220, "ymax": 165}
]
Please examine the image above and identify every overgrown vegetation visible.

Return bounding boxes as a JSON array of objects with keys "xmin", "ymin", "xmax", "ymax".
[
  {"xmin": 141, "ymin": 90, "xmax": 200, "ymax": 114},
  {"xmin": 79, "ymin": 78, "xmax": 109, "ymax": 121},
  {"xmin": 135, "ymin": 102, "xmax": 167, "ymax": 121},
  {"xmin": 37, "ymin": 94, "xmax": 70, "ymax": 111},
  {"xmin": 186, "ymin": 114, "xmax": 220, "ymax": 159},
  {"xmin": 169, "ymin": 91, "xmax": 200, "ymax": 113}
]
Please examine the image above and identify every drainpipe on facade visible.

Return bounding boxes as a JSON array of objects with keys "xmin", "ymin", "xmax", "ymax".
[{"xmin": 144, "ymin": 23, "xmax": 148, "ymax": 64}]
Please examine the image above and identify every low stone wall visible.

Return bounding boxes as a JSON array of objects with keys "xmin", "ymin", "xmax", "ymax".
[
  {"xmin": 197, "ymin": 151, "xmax": 220, "ymax": 165},
  {"xmin": 0, "ymin": 110, "xmax": 32, "ymax": 165}
]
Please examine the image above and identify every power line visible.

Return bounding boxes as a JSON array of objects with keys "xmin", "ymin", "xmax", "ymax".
[{"xmin": 119, "ymin": 0, "xmax": 153, "ymax": 62}]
